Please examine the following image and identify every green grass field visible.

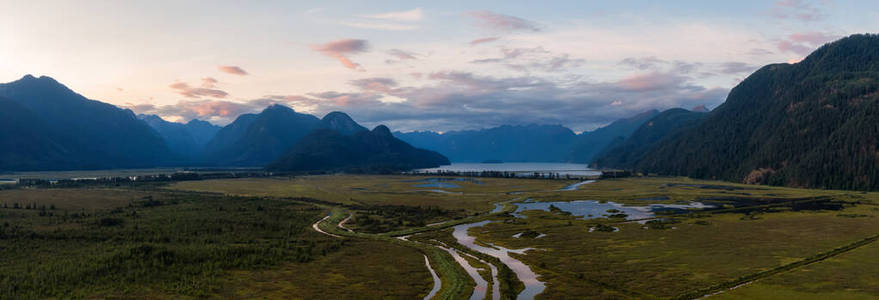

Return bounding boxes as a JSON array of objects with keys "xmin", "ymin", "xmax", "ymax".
[{"xmin": 4, "ymin": 175, "xmax": 879, "ymax": 299}]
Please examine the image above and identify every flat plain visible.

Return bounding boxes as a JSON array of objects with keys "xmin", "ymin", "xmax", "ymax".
[{"xmin": 3, "ymin": 175, "xmax": 879, "ymax": 299}]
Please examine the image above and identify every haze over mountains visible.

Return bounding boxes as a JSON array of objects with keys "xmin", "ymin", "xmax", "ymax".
[
  {"xmin": 393, "ymin": 110, "xmax": 660, "ymax": 163},
  {"xmin": 0, "ymin": 75, "xmax": 444, "ymax": 172},
  {"xmin": 6, "ymin": 34, "xmax": 879, "ymax": 190}
]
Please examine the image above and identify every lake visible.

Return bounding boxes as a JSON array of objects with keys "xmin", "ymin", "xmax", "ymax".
[{"xmin": 414, "ymin": 162, "xmax": 601, "ymax": 177}]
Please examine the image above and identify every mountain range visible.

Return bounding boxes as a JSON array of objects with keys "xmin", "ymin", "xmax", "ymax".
[
  {"xmin": 393, "ymin": 110, "xmax": 659, "ymax": 164},
  {"xmin": 0, "ymin": 75, "xmax": 441, "ymax": 172},
  {"xmin": 268, "ymin": 126, "xmax": 449, "ymax": 173},
  {"xmin": 0, "ymin": 75, "xmax": 171, "ymax": 170},
  {"xmin": 593, "ymin": 108, "xmax": 707, "ymax": 169},
  {"xmin": 7, "ymin": 33, "xmax": 879, "ymax": 190},
  {"xmin": 597, "ymin": 34, "xmax": 879, "ymax": 190},
  {"xmin": 139, "ymin": 114, "xmax": 221, "ymax": 162}
]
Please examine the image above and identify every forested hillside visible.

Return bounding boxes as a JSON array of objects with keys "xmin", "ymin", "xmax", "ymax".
[{"xmin": 637, "ymin": 34, "xmax": 879, "ymax": 190}]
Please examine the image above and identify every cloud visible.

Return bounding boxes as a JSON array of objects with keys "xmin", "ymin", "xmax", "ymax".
[
  {"xmin": 169, "ymin": 81, "xmax": 228, "ymax": 98},
  {"xmin": 260, "ymin": 70, "xmax": 727, "ymax": 132},
  {"xmin": 470, "ymin": 37, "xmax": 500, "ymax": 46},
  {"xmin": 201, "ymin": 77, "xmax": 218, "ymax": 88},
  {"xmin": 350, "ymin": 77, "xmax": 398, "ymax": 93},
  {"xmin": 788, "ymin": 31, "xmax": 839, "ymax": 44},
  {"xmin": 618, "ymin": 57, "xmax": 701, "ymax": 75},
  {"xmin": 619, "ymin": 57, "xmax": 667, "ymax": 70},
  {"xmin": 387, "ymin": 49, "xmax": 418, "ymax": 60},
  {"xmin": 618, "ymin": 72, "xmax": 689, "ymax": 92},
  {"xmin": 771, "ymin": 0, "xmax": 827, "ymax": 22},
  {"xmin": 747, "ymin": 48, "xmax": 774, "ymax": 56},
  {"xmin": 129, "ymin": 100, "xmax": 259, "ymax": 124},
  {"xmin": 718, "ymin": 62, "xmax": 759, "ymax": 74},
  {"xmin": 312, "ymin": 39, "xmax": 370, "ymax": 70},
  {"xmin": 340, "ymin": 22, "xmax": 418, "ymax": 31},
  {"xmin": 470, "ymin": 46, "xmax": 583, "ymax": 72},
  {"xmin": 218, "ymin": 65, "xmax": 248, "ymax": 75},
  {"xmin": 466, "ymin": 11, "xmax": 540, "ymax": 32},
  {"xmin": 363, "ymin": 8, "xmax": 423, "ymax": 22},
  {"xmin": 342, "ymin": 8, "xmax": 423, "ymax": 31},
  {"xmin": 776, "ymin": 31, "xmax": 840, "ymax": 55}
]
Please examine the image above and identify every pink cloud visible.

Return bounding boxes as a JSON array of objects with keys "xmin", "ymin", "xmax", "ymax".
[
  {"xmin": 470, "ymin": 37, "xmax": 500, "ymax": 46},
  {"xmin": 312, "ymin": 39, "xmax": 370, "ymax": 70},
  {"xmin": 218, "ymin": 65, "xmax": 248, "ymax": 75},
  {"xmin": 777, "ymin": 32, "xmax": 840, "ymax": 55},
  {"xmin": 201, "ymin": 77, "xmax": 218, "ymax": 88},
  {"xmin": 788, "ymin": 32, "xmax": 838, "ymax": 44},
  {"xmin": 128, "ymin": 100, "xmax": 258, "ymax": 124},
  {"xmin": 169, "ymin": 81, "xmax": 228, "ymax": 98},
  {"xmin": 466, "ymin": 11, "xmax": 539, "ymax": 32},
  {"xmin": 771, "ymin": 0, "xmax": 826, "ymax": 22}
]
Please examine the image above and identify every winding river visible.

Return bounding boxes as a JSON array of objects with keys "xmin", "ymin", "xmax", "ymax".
[
  {"xmin": 453, "ymin": 220, "xmax": 546, "ymax": 300},
  {"xmin": 422, "ymin": 255, "xmax": 442, "ymax": 300}
]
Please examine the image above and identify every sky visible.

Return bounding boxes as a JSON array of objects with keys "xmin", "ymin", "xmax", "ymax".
[{"xmin": 2, "ymin": 0, "xmax": 877, "ymax": 132}]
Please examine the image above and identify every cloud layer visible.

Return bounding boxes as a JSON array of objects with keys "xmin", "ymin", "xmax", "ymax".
[
  {"xmin": 251, "ymin": 70, "xmax": 727, "ymax": 132},
  {"xmin": 312, "ymin": 39, "xmax": 370, "ymax": 70},
  {"xmin": 466, "ymin": 11, "xmax": 540, "ymax": 32},
  {"xmin": 218, "ymin": 66, "xmax": 248, "ymax": 75}
]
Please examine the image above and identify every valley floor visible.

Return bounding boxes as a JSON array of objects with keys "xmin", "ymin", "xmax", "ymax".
[{"xmin": 2, "ymin": 175, "xmax": 879, "ymax": 299}]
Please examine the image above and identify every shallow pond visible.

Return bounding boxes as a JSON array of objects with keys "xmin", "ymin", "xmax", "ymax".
[{"xmin": 512, "ymin": 200, "xmax": 714, "ymax": 220}]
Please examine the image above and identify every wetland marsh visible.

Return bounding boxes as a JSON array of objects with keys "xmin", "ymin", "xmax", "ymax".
[{"xmin": 3, "ymin": 174, "xmax": 879, "ymax": 299}]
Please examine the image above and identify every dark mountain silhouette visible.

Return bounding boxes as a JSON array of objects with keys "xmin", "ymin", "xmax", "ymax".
[
  {"xmin": 395, "ymin": 124, "xmax": 577, "ymax": 162},
  {"xmin": 0, "ymin": 97, "xmax": 86, "ymax": 171},
  {"xmin": 593, "ymin": 108, "xmax": 707, "ymax": 169},
  {"xmin": 185, "ymin": 119, "xmax": 222, "ymax": 147},
  {"xmin": 139, "ymin": 115, "xmax": 220, "ymax": 161},
  {"xmin": 268, "ymin": 125, "xmax": 449, "ymax": 173},
  {"xmin": 203, "ymin": 105, "xmax": 323, "ymax": 166},
  {"xmin": 0, "ymin": 75, "xmax": 171, "ymax": 170},
  {"xmin": 322, "ymin": 111, "xmax": 367, "ymax": 135},
  {"xmin": 567, "ymin": 110, "xmax": 660, "ymax": 163},
  {"xmin": 636, "ymin": 34, "xmax": 879, "ymax": 190},
  {"xmin": 691, "ymin": 105, "xmax": 710, "ymax": 113}
]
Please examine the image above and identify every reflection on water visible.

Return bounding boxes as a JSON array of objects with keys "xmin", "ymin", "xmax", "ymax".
[
  {"xmin": 512, "ymin": 200, "xmax": 713, "ymax": 220},
  {"xmin": 416, "ymin": 182, "xmax": 461, "ymax": 188},
  {"xmin": 453, "ymin": 221, "xmax": 545, "ymax": 299},
  {"xmin": 559, "ymin": 180, "xmax": 595, "ymax": 191},
  {"xmin": 490, "ymin": 203, "xmax": 504, "ymax": 214},
  {"xmin": 422, "ymin": 255, "xmax": 441, "ymax": 300},
  {"xmin": 437, "ymin": 245, "xmax": 488, "ymax": 300}
]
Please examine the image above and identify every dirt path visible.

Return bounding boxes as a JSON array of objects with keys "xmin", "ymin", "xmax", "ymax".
[
  {"xmin": 338, "ymin": 214, "xmax": 354, "ymax": 232},
  {"xmin": 692, "ymin": 232, "xmax": 879, "ymax": 299},
  {"xmin": 311, "ymin": 214, "xmax": 341, "ymax": 238}
]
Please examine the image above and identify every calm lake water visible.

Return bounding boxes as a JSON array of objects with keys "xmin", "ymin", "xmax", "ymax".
[{"xmin": 415, "ymin": 162, "xmax": 601, "ymax": 177}]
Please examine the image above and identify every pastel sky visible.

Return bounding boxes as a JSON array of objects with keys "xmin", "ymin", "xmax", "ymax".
[{"xmin": 2, "ymin": 0, "xmax": 877, "ymax": 132}]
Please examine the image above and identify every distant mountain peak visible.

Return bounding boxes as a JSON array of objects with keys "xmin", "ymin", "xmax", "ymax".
[
  {"xmin": 372, "ymin": 125, "xmax": 392, "ymax": 136},
  {"xmin": 322, "ymin": 111, "xmax": 367, "ymax": 135},
  {"xmin": 263, "ymin": 104, "xmax": 294, "ymax": 113},
  {"xmin": 186, "ymin": 119, "xmax": 215, "ymax": 127},
  {"xmin": 691, "ymin": 105, "xmax": 710, "ymax": 112},
  {"xmin": 323, "ymin": 111, "xmax": 353, "ymax": 121}
]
